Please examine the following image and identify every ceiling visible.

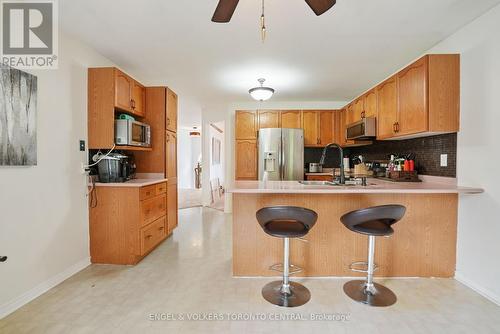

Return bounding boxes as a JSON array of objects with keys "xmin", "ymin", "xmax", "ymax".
[{"xmin": 60, "ymin": 0, "xmax": 500, "ymax": 106}]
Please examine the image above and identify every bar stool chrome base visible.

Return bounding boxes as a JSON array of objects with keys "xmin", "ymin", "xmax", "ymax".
[
  {"xmin": 262, "ymin": 281, "xmax": 311, "ymax": 307},
  {"xmin": 343, "ymin": 280, "xmax": 397, "ymax": 307}
]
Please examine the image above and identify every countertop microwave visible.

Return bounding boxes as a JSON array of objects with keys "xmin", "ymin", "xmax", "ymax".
[
  {"xmin": 346, "ymin": 117, "xmax": 376, "ymax": 140},
  {"xmin": 115, "ymin": 119, "xmax": 151, "ymax": 147}
]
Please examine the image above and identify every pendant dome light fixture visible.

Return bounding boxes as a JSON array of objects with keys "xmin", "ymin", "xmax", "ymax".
[{"xmin": 249, "ymin": 78, "xmax": 275, "ymax": 101}]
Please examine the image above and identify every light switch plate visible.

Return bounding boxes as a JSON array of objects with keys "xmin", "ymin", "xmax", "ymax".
[{"xmin": 440, "ymin": 154, "xmax": 448, "ymax": 167}]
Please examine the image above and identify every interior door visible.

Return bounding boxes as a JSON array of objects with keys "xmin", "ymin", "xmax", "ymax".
[{"xmin": 281, "ymin": 129, "xmax": 304, "ymax": 181}]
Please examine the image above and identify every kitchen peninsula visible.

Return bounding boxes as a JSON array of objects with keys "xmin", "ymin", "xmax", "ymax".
[{"xmin": 229, "ymin": 179, "xmax": 482, "ymax": 278}]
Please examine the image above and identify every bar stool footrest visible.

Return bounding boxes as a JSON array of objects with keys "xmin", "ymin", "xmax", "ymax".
[
  {"xmin": 349, "ymin": 261, "xmax": 378, "ymax": 274},
  {"xmin": 269, "ymin": 263, "xmax": 303, "ymax": 275}
]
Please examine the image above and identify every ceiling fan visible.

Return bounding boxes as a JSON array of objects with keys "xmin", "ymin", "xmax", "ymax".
[{"xmin": 212, "ymin": 0, "xmax": 337, "ymax": 23}]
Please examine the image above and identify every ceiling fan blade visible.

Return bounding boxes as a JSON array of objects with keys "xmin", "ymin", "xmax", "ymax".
[
  {"xmin": 304, "ymin": 0, "xmax": 336, "ymax": 16},
  {"xmin": 212, "ymin": 0, "xmax": 240, "ymax": 23}
]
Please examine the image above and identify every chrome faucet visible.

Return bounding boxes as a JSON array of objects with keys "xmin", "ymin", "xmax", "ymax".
[{"xmin": 319, "ymin": 143, "xmax": 345, "ymax": 184}]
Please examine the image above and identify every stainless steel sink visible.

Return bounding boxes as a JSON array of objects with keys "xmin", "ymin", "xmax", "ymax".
[
  {"xmin": 298, "ymin": 180, "xmax": 356, "ymax": 186},
  {"xmin": 298, "ymin": 181, "xmax": 335, "ymax": 186}
]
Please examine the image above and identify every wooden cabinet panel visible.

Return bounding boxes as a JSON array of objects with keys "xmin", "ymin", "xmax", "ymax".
[
  {"xmin": 165, "ymin": 131, "xmax": 177, "ymax": 179},
  {"xmin": 235, "ymin": 140, "xmax": 257, "ymax": 180},
  {"xmin": 352, "ymin": 98, "xmax": 364, "ymax": 123},
  {"xmin": 302, "ymin": 111, "xmax": 319, "ymax": 146},
  {"xmin": 280, "ymin": 110, "xmax": 302, "ymax": 129},
  {"xmin": 319, "ymin": 111, "xmax": 335, "ymax": 145},
  {"xmin": 364, "ymin": 90, "xmax": 377, "ymax": 118},
  {"xmin": 131, "ymin": 81, "xmax": 145, "ymax": 117},
  {"xmin": 140, "ymin": 194, "xmax": 167, "ymax": 227},
  {"xmin": 397, "ymin": 56, "xmax": 428, "ymax": 136},
  {"xmin": 235, "ymin": 111, "xmax": 257, "ymax": 140},
  {"xmin": 346, "ymin": 104, "xmax": 355, "ymax": 125},
  {"xmin": 155, "ymin": 182, "xmax": 167, "ymax": 195},
  {"xmin": 258, "ymin": 110, "xmax": 280, "ymax": 129},
  {"xmin": 139, "ymin": 185, "xmax": 156, "ymax": 201},
  {"xmin": 140, "ymin": 216, "xmax": 166, "ymax": 256},
  {"xmin": 115, "ymin": 69, "xmax": 133, "ymax": 112},
  {"xmin": 376, "ymin": 76, "xmax": 398, "ymax": 139},
  {"xmin": 167, "ymin": 180, "xmax": 178, "ymax": 233},
  {"xmin": 166, "ymin": 88, "xmax": 177, "ymax": 133}
]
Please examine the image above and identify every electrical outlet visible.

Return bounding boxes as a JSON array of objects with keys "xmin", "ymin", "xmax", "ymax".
[
  {"xmin": 440, "ymin": 154, "xmax": 448, "ymax": 167},
  {"xmin": 79, "ymin": 140, "xmax": 86, "ymax": 151}
]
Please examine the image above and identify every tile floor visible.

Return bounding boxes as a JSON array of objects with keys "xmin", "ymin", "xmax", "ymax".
[{"xmin": 1, "ymin": 207, "xmax": 500, "ymax": 333}]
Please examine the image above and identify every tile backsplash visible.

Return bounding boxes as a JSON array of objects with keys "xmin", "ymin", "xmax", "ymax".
[{"xmin": 305, "ymin": 133, "xmax": 457, "ymax": 177}]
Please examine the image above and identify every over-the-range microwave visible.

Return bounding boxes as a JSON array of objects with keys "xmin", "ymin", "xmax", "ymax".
[
  {"xmin": 115, "ymin": 119, "xmax": 151, "ymax": 147},
  {"xmin": 346, "ymin": 117, "xmax": 376, "ymax": 140}
]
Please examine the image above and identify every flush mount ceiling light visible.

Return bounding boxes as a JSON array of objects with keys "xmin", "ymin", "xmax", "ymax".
[{"xmin": 249, "ymin": 78, "xmax": 275, "ymax": 101}]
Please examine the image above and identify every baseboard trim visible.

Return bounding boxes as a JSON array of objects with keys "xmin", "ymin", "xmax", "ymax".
[
  {"xmin": 455, "ymin": 272, "xmax": 500, "ymax": 306},
  {"xmin": 0, "ymin": 257, "xmax": 91, "ymax": 319}
]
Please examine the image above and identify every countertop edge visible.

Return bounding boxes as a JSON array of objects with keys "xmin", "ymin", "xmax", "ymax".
[{"xmin": 94, "ymin": 178, "xmax": 168, "ymax": 188}]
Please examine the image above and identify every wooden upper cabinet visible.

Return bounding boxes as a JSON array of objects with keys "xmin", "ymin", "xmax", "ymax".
[
  {"xmin": 115, "ymin": 69, "xmax": 133, "ymax": 112},
  {"xmin": 376, "ymin": 75, "xmax": 398, "ymax": 140},
  {"xmin": 165, "ymin": 131, "xmax": 177, "ymax": 179},
  {"xmin": 341, "ymin": 54, "xmax": 459, "ymax": 141},
  {"xmin": 131, "ymin": 81, "xmax": 145, "ymax": 117},
  {"xmin": 235, "ymin": 111, "xmax": 257, "ymax": 140},
  {"xmin": 352, "ymin": 98, "xmax": 364, "ymax": 123},
  {"xmin": 166, "ymin": 88, "xmax": 178, "ymax": 133},
  {"xmin": 235, "ymin": 140, "xmax": 257, "ymax": 180},
  {"xmin": 302, "ymin": 111, "xmax": 319, "ymax": 146},
  {"xmin": 397, "ymin": 56, "xmax": 428, "ymax": 136},
  {"xmin": 346, "ymin": 103, "xmax": 355, "ymax": 125},
  {"xmin": 364, "ymin": 89, "xmax": 377, "ymax": 118},
  {"xmin": 258, "ymin": 110, "xmax": 280, "ymax": 129},
  {"xmin": 280, "ymin": 110, "xmax": 302, "ymax": 129},
  {"xmin": 319, "ymin": 111, "xmax": 335, "ymax": 145}
]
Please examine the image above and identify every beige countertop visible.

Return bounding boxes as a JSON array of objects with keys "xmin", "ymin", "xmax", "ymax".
[
  {"xmin": 228, "ymin": 178, "xmax": 483, "ymax": 195},
  {"xmin": 94, "ymin": 173, "xmax": 167, "ymax": 188}
]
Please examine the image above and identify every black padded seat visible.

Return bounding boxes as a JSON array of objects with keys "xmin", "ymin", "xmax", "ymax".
[
  {"xmin": 340, "ymin": 205, "xmax": 406, "ymax": 236},
  {"xmin": 256, "ymin": 206, "xmax": 318, "ymax": 238}
]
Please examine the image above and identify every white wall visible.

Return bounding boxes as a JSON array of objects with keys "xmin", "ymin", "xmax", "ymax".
[
  {"xmin": 426, "ymin": 4, "xmax": 500, "ymax": 304},
  {"xmin": 0, "ymin": 32, "xmax": 115, "ymax": 318}
]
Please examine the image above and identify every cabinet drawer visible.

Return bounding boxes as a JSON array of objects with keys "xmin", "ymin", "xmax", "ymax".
[
  {"xmin": 155, "ymin": 182, "xmax": 167, "ymax": 195},
  {"xmin": 140, "ymin": 185, "xmax": 156, "ymax": 201},
  {"xmin": 140, "ymin": 217, "xmax": 166, "ymax": 255},
  {"xmin": 140, "ymin": 194, "xmax": 167, "ymax": 227}
]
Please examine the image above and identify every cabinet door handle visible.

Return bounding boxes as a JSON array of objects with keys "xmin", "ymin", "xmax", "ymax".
[
  {"xmin": 396, "ymin": 122, "xmax": 400, "ymax": 133},
  {"xmin": 131, "ymin": 99, "xmax": 136, "ymax": 109},
  {"xmin": 361, "ymin": 111, "xmax": 365, "ymax": 118},
  {"xmin": 167, "ymin": 118, "xmax": 170, "ymax": 126},
  {"xmin": 393, "ymin": 123, "xmax": 397, "ymax": 133},
  {"xmin": 166, "ymin": 133, "xmax": 170, "ymax": 142},
  {"xmin": 158, "ymin": 226, "xmax": 164, "ymax": 231},
  {"xmin": 146, "ymin": 234, "xmax": 153, "ymax": 239}
]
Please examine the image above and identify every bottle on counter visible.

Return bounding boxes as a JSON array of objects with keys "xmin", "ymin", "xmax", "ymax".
[{"xmin": 386, "ymin": 155, "xmax": 395, "ymax": 177}]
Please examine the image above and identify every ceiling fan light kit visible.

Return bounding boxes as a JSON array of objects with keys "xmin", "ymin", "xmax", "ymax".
[{"xmin": 249, "ymin": 78, "xmax": 275, "ymax": 101}]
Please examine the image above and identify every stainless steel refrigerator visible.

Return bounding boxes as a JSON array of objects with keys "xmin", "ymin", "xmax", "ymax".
[{"xmin": 258, "ymin": 128, "xmax": 304, "ymax": 181}]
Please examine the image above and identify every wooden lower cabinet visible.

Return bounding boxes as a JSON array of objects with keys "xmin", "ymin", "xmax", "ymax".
[
  {"xmin": 167, "ymin": 179, "xmax": 178, "ymax": 233},
  {"xmin": 235, "ymin": 139, "xmax": 257, "ymax": 180},
  {"xmin": 89, "ymin": 181, "xmax": 169, "ymax": 265}
]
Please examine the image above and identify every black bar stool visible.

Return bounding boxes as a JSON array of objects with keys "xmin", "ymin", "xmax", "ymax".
[
  {"xmin": 340, "ymin": 204, "xmax": 406, "ymax": 307},
  {"xmin": 256, "ymin": 206, "xmax": 318, "ymax": 307}
]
